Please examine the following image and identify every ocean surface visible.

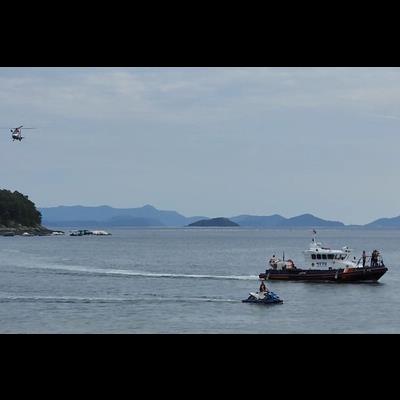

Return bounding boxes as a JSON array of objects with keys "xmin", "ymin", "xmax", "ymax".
[{"xmin": 0, "ymin": 228, "xmax": 399, "ymax": 333}]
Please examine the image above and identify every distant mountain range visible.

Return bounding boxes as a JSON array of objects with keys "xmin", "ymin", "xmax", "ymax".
[
  {"xmin": 39, "ymin": 205, "xmax": 206, "ymax": 227},
  {"xmin": 38, "ymin": 205, "xmax": 400, "ymax": 228},
  {"xmin": 230, "ymin": 213, "xmax": 344, "ymax": 227},
  {"xmin": 364, "ymin": 216, "xmax": 400, "ymax": 228}
]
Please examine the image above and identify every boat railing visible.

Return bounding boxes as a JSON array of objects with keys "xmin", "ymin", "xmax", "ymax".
[{"xmin": 355, "ymin": 254, "xmax": 385, "ymax": 268}]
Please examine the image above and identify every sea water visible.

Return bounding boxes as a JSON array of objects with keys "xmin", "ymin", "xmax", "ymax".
[{"xmin": 0, "ymin": 228, "xmax": 399, "ymax": 333}]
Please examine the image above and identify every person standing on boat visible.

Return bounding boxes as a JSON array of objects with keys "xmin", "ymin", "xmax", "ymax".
[
  {"xmin": 269, "ymin": 254, "xmax": 278, "ymax": 269},
  {"xmin": 362, "ymin": 250, "xmax": 367, "ymax": 267},
  {"xmin": 371, "ymin": 250, "xmax": 379, "ymax": 267}
]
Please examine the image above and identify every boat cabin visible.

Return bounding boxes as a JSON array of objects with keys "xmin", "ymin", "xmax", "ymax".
[{"xmin": 303, "ymin": 237, "xmax": 353, "ymax": 269}]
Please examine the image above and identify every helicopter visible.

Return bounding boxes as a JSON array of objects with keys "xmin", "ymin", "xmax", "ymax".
[{"xmin": 1, "ymin": 125, "xmax": 36, "ymax": 141}]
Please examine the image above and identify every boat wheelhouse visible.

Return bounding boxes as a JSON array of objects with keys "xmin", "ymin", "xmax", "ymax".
[{"xmin": 303, "ymin": 237, "xmax": 354, "ymax": 269}]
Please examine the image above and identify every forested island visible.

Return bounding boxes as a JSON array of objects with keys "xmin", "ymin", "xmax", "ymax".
[
  {"xmin": 0, "ymin": 189, "xmax": 53, "ymax": 236},
  {"xmin": 188, "ymin": 217, "xmax": 239, "ymax": 227}
]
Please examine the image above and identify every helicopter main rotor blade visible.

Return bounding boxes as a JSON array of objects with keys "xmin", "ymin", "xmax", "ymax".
[{"xmin": 0, "ymin": 127, "xmax": 37, "ymax": 129}]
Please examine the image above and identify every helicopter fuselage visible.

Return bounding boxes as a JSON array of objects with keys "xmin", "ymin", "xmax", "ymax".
[
  {"xmin": 11, "ymin": 128, "xmax": 23, "ymax": 141},
  {"xmin": 12, "ymin": 133, "xmax": 23, "ymax": 141}
]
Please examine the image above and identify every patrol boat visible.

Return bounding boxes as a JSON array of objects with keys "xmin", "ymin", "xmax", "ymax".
[{"xmin": 259, "ymin": 234, "xmax": 388, "ymax": 283}]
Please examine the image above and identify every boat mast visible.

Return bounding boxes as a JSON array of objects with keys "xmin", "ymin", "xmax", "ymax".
[{"xmin": 312, "ymin": 229, "xmax": 317, "ymax": 243}]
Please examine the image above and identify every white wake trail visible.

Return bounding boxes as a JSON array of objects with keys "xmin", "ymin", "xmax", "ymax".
[{"xmin": 15, "ymin": 263, "xmax": 259, "ymax": 281}]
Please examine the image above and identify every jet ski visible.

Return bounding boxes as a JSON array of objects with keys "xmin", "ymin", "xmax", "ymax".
[{"xmin": 242, "ymin": 291, "xmax": 283, "ymax": 304}]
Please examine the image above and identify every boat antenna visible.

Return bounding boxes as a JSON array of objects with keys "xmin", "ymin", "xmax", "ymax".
[
  {"xmin": 282, "ymin": 251, "xmax": 285, "ymax": 261},
  {"xmin": 312, "ymin": 229, "xmax": 317, "ymax": 242}
]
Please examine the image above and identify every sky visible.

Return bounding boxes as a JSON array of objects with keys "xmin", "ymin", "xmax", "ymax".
[{"xmin": 0, "ymin": 66, "xmax": 399, "ymax": 225}]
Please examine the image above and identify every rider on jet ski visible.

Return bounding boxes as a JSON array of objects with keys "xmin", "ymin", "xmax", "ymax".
[
  {"xmin": 242, "ymin": 279, "xmax": 283, "ymax": 304},
  {"xmin": 259, "ymin": 279, "xmax": 269, "ymax": 294}
]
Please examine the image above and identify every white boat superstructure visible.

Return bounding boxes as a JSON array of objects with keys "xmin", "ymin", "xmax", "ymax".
[{"xmin": 303, "ymin": 235, "xmax": 357, "ymax": 270}]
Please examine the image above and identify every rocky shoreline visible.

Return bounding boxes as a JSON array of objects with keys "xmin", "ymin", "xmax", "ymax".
[{"xmin": 0, "ymin": 225, "xmax": 60, "ymax": 236}]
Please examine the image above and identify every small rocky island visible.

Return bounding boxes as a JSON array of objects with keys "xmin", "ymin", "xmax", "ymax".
[
  {"xmin": 188, "ymin": 217, "xmax": 240, "ymax": 227},
  {"xmin": 0, "ymin": 189, "xmax": 56, "ymax": 236}
]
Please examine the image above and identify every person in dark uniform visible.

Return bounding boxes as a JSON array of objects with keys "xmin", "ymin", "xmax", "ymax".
[
  {"xmin": 371, "ymin": 250, "xmax": 378, "ymax": 267},
  {"xmin": 362, "ymin": 250, "xmax": 367, "ymax": 267}
]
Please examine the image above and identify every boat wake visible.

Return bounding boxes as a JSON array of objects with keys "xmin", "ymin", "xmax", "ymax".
[
  {"xmin": 0, "ymin": 295, "xmax": 239, "ymax": 304},
  {"xmin": 15, "ymin": 263, "xmax": 259, "ymax": 281}
]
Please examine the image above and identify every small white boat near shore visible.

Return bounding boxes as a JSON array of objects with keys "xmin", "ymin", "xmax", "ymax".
[{"xmin": 91, "ymin": 230, "xmax": 111, "ymax": 236}]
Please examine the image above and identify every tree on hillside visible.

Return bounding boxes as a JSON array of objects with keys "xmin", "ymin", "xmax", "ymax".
[{"xmin": 0, "ymin": 189, "xmax": 42, "ymax": 227}]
